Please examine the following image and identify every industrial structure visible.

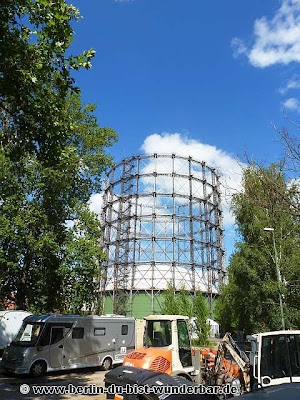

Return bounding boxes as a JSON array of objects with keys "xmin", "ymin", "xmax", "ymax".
[{"xmin": 100, "ymin": 154, "xmax": 225, "ymax": 317}]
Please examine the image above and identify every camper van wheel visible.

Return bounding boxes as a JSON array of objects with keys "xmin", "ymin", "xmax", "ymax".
[
  {"xmin": 102, "ymin": 357, "xmax": 112, "ymax": 371},
  {"xmin": 30, "ymin": 360, "xmax": 47, "ymax": 377}
]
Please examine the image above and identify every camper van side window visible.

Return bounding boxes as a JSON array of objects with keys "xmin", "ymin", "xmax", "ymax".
[
  {"xmin": 72, "ymin": 327, "xmax": 84, "ymax": 339},
  {"xmin": 94, "ymin": 328, "xmax": 106, "ymax": 336},
  {"xmin": 50, "ymin": 327, "xmax": 64, "ymax": 345},
  {"xmin": 121, "ymin": 325, "xmax": 128, "ymax": 335}
]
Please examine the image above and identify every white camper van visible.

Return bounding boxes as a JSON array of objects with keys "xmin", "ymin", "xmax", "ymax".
[
  {"xmin": 1, "ymin": 314, "xmax": 135, "ymax": 376},
  {"xmin": 0, "ymin": 310, "xmax": 32, "ymax": 352}
]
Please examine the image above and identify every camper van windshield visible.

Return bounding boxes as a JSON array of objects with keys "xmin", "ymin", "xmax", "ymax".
[
  {"xmin": 261, "ymin": 334, "xmax": 300, "ymax": 379},
  {"xmin": 146, "ymin": 320, "xmax": 172, "ymax": 347},
  {"xmin": 12, "ymin": 322, "xmax": 44, "ymax": 347}
]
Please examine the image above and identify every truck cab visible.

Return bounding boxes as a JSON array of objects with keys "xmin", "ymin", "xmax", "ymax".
[
  {"xmin": 247, "ymin": 330, "xmax": 300, "ymax": 388},
  {"xmin": 123, "ymin": 315, "xmax": 195, "ymax": 379}
]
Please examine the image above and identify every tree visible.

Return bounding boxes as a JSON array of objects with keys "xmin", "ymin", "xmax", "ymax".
[
  {"xmin": 162, "ymin": 284, "xmax": 210, "ymax": 345},
  {"xmin": 60, "ymin": 204, "xmax": 104, "ymax": 314},
  {"xmin": 216, "ymin": 164, "xmax": 300, "ymax": 334},
  {"xmin": 277, "ymin": 117, "xmax": 300, "ymax": 177},
  {"xmin": 162, "ymin": 284, "xmax": 193, "ymax": 317},
  {"xmin": 162, "ymin": 283, "xmax": 181, "ymax": 315},
  {"xmin": 271, "ymin": 117, "xmax": 300, "ymax": 218},
  {"xmin": 193, "ymin": 291, "xmax": 210, "ymax": 345},
  {"xmin": 0, "ymin": 1, "xmax": 117, "ymax": 312}
]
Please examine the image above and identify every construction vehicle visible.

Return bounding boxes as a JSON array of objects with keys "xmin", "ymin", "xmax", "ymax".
[
  {"xmin": 122, "ymin": 315, "xmax": 300, "ymax": 397},
  {"xmin": 203, "ymin": 332, "xmax": 251, "ymax": 395},
  {"xmin": 123, "ymin": 315, "xmax": 198, "ymax": 381}
]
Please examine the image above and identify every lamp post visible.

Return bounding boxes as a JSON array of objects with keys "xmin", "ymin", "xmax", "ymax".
[{"xmin": 264, "ymin": 227, "xmax": 286, "ymax": 330}]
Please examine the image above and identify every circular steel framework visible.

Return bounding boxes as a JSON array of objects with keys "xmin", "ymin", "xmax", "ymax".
[{"xmin": 101, "ymin": 154, "xmax": 225, "ymax": 316}]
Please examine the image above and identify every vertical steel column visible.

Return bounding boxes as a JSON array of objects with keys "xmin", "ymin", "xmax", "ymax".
[
  {"xmin": 212, "ymin": 170, "xmax": 225, "ymax": 289},
  {"xmin": 151, "ymin": 154, "xmax": 157, "ymax": 313},
  {"xmin": 202, "ymin": 162, "xmax": 213, "ymax": 315},
  {"xmin": 112, "ymin": 158, "xmax": 134, "ymax": 314},
  {"xmin": 189, "ymin": 157, "xmax": 195, "ymax": 292},
  {"xmin": 101, "ymin": 167, "xmax": 115, "ymax": 312},
  {"xmin": 99, "ymin": 177, "xmax": 108, "ymax": 313},
  {"xmin": 130, "ymin": 157, "xmax": 139, "ymax": 316},
  {"xmin": 217, "ymin": 174, "xmax": 226, "ymax": 286},
  {"xmin": 172, "ymin": 154, "xmax": 176, "ymax": 287},
  {"xmin": 138, "ymin": 203, "xmax": 142, "ymax": 260}
]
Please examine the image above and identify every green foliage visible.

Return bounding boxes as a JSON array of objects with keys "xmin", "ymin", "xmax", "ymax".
[
  {"xmin": 162, "ymin": 284, "xmax": 192, "ymax": 316},
  {"xmin": 60, "ymin": 205, "xmax": 104, "ymax": 314},
  {"xmin": 162, "ymin": 284, "xmax": 210, "ymax": 345},
  {"xmin": 216, "ymin": 164, "xmax": 300, "ymax": 334},
  {"xmin": 161, "ymin": 284, "xmax": 180, "ymax": 314},
  {"xmin": 0, "ymin": 1, "xmax": 117, "ymax": 312},
  {"xmin": 193, "ymin": 291, "xmax": 210, "ymax": 345}
]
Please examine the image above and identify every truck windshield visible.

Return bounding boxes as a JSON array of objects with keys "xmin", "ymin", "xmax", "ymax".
[
  {"xmin": 146, "ymin": 320, "xmax": 172, "ymax": 347},
  {"xmin": 261, "ymin": 334, "xmax": 300, "ymax": 379},
  {"xmin": 12, "ymin": 322, "xmax": 44, "ymax": 347}
]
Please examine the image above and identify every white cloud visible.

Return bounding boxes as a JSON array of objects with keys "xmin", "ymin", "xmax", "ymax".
[
  {"xmin": 283, "ymin": 96, "xmax": 300, "ymax": 111},
  {"xmin": 89, "ymin": 193, "xmax": 103, "ymax": 215},
  {"xmin": 279, "ymin": 77, "xmax": 300, "ymax": 93},
  {"xmin": 141, "ymin": 133, "xmax": 244, "ymax": 227},
  {"xmin": 64, "ymin": 194, "xmax": 103, "ymax": 232},
  {"xmin": 231, "ymin": 37, "xmax": 247, "ymax": 58},
  {"xmin": 232, "ymin": 0, "xmax": 300, "ymax": 68}
]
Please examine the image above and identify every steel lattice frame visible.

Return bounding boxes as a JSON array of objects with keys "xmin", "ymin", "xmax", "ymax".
[{"xmin": 101, "ymin": 154, "xmax": 226, "ymax": 316}]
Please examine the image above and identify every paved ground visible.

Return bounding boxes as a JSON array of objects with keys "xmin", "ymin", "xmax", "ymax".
[{"xmin": 0, "ymin": 367, "xmax": 107, "ymax": 399}]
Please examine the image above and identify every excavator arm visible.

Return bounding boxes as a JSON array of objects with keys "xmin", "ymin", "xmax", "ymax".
[{"xmin": 214, "ymin": 333, "xmax": 251, "ymax": 393}]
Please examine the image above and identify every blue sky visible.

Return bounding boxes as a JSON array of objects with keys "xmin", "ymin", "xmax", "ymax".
[{"xmin": 70, "ymin": 0, "xmax": 300, "ymax": 261}]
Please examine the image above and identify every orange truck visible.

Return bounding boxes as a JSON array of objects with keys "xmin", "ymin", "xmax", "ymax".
[
  {"xmin": 123, "ymin": 315, "xmax": 199, "ymax": 381},
  {"xmin": 123, "ymin": 315, "xmax": 244, "ymax": 384}
]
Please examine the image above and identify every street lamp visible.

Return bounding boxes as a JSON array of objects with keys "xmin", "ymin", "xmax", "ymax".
[{"xmin": 263, "ymin": 227, "xmax": 286, "ymax": 330}]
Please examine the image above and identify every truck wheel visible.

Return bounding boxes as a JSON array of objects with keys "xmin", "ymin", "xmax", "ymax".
[
  {"xmin": 102, "ymin": 357, "xmax": 112, "ymax": 371},
  {"xmin": 30, "ymin": 360, "xmax": 47, "ymax": 377}
]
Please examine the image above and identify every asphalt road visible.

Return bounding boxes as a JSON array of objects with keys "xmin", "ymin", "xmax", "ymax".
[{"xmin": 0, "ymin": 367, "xmax": 107, "ymax": 399}]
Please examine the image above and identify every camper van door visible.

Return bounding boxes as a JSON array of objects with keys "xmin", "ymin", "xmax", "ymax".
[
  {"xmin": 49, "ymin": 326, "xmax": 65, "ymax": 369},
  {"xmin": 115, "ymin": 322, "xmax": 135, "ymax": 362}
]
